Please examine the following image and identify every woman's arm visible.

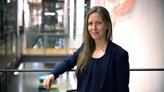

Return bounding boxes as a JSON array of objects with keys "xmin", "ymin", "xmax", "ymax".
[
  {"xmin": 50, "ymin": 43, "xmax": 84, "ymax": 79},
  {"xmin": 43, "ymin": 44, "xmax": 83, "ymax": 89},
  {"xmin": 115, "ymin": 51, "xmax": 130, "ymax": 92}
]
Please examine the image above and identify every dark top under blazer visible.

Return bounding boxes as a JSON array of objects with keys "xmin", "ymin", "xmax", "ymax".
[{"xmin": 51, "ymin": 41, "xmax": 130, "ymax": 92}]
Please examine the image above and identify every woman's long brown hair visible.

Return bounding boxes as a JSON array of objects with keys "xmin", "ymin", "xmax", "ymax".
[{"xmin": 76, "ymin": 6, "xmax": 113, "ymax": 74}]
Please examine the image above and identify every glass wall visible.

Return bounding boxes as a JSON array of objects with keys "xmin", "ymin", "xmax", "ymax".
[
  {"xmin": 22, "ymin": 0, "xmax": 90, "ymax": 55},
  {"xmin": 0, "ymin": 0, "xmax": 91, "ymax": 68},
  {"xmin": 0, "ymin": 0, "xmax": 21, "ymax": 70},
  {"xmin": 23, "ymin": 0, "xmax": 68, "ymax": 55}
]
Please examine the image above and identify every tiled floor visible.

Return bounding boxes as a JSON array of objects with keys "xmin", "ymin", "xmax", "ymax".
[{"xmin": 7, "ymin": 62, "xmax": 77, "ymax": 92}]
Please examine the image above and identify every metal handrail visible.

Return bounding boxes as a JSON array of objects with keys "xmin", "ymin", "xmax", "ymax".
[
  {"xmin": 129, "ymin": 68, "xmax": 164, "ymax": 71},
  {"xmin": 0, "ymin": 69, "xmax": 52, "ymax": 72},
  {"xmin": 0, "ymin": 30, "xmax": 16, "ymax": 36},
  {"xmin": 1, "ymin": 68, "xmax": 164, "ymax": 72}
]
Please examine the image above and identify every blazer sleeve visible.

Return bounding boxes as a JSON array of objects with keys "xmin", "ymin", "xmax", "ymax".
[
  {"xmin": 50, "ymin": 43, "xmax": 83, "ymax": 79},
  {"xmin": 115, "ymin": 50, "xmax": 130, "ymax": 92}
]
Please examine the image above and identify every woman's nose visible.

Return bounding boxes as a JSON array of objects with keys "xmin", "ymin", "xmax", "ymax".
[{"xmin": 92, "ymin": 24, "xmax": 96, "ymax": 30}]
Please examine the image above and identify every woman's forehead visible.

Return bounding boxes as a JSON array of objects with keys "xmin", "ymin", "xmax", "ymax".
[{"xmin": 88, "ymin": 12, "xmax": 102, "ymax": 20}]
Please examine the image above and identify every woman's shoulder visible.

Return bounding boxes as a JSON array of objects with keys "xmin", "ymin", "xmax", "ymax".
[
  {"xmin": 110, "ymin": 41, "xmax": 128, "ymax": 55},
  {"xmin": 73, "ymin": 42, "xmax": 84, "ymax": 55}
]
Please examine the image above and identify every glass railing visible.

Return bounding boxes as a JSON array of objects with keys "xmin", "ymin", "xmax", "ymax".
[
  {"xmin": 1, "ymin": 67, "xmax": 164, "ymax": 92},
  {"xmin": 0, "ymin": 61, "xmax": 77, "ymax": 92},
  {"xmin": 0, "ymin": 30, "xmax": 22, "ymax": 70},
  {"xmin": 23, "ymin": 31, "xmax": 80, "ymax": 55}
]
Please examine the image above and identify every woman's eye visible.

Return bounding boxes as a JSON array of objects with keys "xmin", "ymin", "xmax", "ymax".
[
  {"xmin": 95, "ymin": 21, "xmax": 101, "ymax": 25},
  {"xmin": 88, "ymin": 21, "xmax": 102, "ymax": 26},
  {"xmin": 88, "ymin": 22, "xmax": 93, "ymax": 26}
]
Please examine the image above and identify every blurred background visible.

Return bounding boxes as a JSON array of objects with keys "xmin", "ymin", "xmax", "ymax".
[{"xmin": 0, "ymin": 0, "xmax": 164, "ymax": 92}]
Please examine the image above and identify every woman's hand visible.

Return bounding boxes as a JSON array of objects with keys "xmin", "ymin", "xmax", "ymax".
[{"xmin": 43, "ymin": 74, "xmax": 55, "ymax": 89}]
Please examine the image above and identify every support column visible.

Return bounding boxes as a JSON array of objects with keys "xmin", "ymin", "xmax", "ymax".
[{"xmin": 76, "ymin": 0, "xmax": 85, "ymax": 35}]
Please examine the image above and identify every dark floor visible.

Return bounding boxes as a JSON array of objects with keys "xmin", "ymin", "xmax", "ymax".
[{"xmin": 7, "ymin": 62, "xmax": 77, "ymax": 92}]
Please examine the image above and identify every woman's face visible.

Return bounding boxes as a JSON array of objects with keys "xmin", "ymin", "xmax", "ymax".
[{"xmin": 87, "ymin": 12, "xmax": 108, "ymax": 41}]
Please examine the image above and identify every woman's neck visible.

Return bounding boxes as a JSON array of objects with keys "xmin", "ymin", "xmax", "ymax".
[
  {"xmin": 95, "ymin": 40, "xmax": 108, "ymax": 50},
  {"xmin": 92, "ymin": 40, "xmax": 108, "ymax": 58}
]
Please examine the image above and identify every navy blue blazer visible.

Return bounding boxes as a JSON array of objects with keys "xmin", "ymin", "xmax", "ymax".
[{"xmin": 51, "ymin": 41, "xmax": 130, "ymax": 92}]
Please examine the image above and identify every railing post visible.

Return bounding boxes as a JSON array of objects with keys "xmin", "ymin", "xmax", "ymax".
[
  {"xmin": 5, "ymin": 71, "xmax": 7, "ymax": 92},
  {"xmin": 44, "ymin": 35, "xmax": 47, "ymax": 55}
]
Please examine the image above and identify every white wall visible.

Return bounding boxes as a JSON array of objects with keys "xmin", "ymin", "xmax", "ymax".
[
  {"xmin": 113, "ymin": 0, "xmax": 164, "ymax": 68},
  {"xmin": 112, "ymin": 0, "xmax": 164, "ymax": 91}
]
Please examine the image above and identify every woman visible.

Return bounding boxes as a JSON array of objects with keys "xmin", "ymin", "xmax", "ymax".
[{"xmin": 43, "ymin": 6, "xmax": 130, "ymax": 92}]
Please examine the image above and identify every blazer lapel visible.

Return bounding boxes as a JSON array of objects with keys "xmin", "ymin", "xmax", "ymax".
[{"xmin": 100, "ymin": 41, "xmax": 113, "ymax": 90}]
